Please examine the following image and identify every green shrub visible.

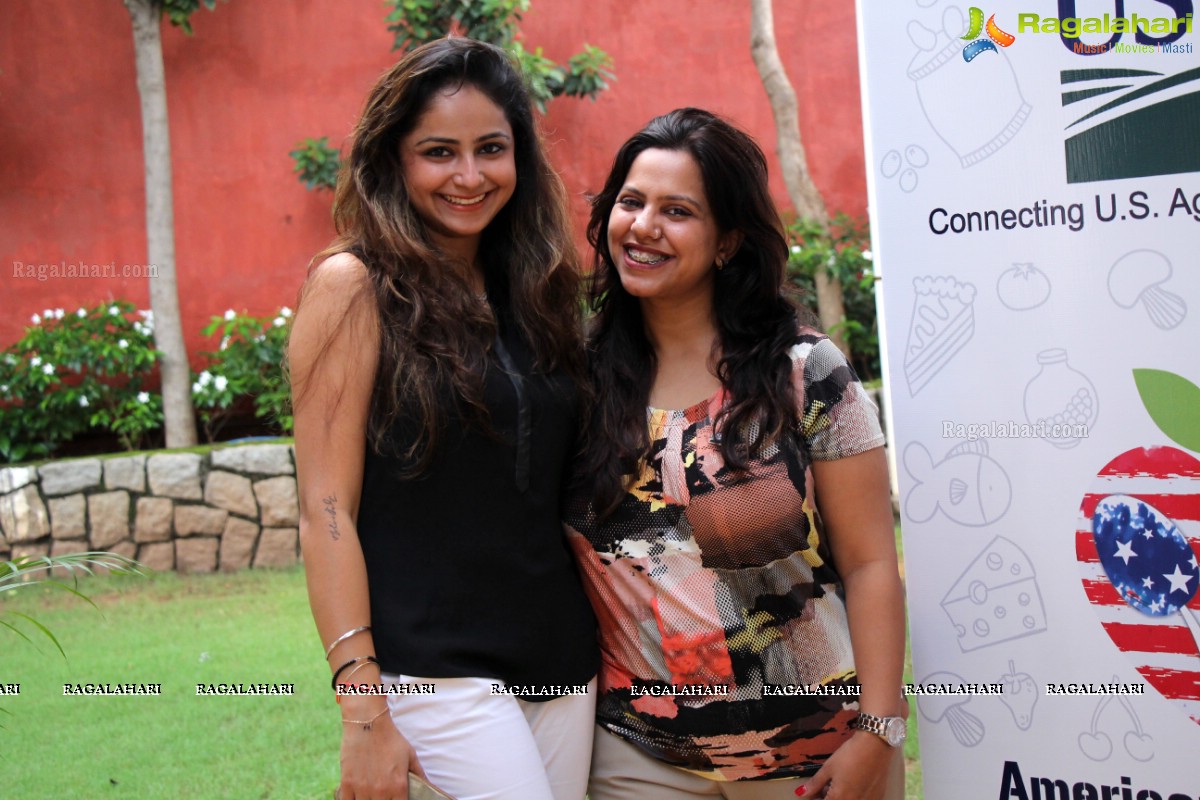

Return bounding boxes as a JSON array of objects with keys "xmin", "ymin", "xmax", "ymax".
[
  {"xmin": 786, "ymin": 214, "xmax": 880, "ymax": 383},
  {"xmin": 193, "ymin": 307, "xmax": 293, "ymax": 441},
  {"xmin": 289, "ymin": 136, "xmax": 340, "ymax": 192},
  {"xmin": 0, "ymin": 302, "xmax": 162, "ymax": 463}
]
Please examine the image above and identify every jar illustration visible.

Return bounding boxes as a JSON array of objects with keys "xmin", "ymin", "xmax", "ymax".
[{"xmin": 1023, "ymin": 349, "xmax": 1098, "ymax": 449}]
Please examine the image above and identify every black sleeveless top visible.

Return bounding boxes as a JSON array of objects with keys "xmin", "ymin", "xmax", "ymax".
[{"xmin": 356, "ymin": 288, "xmax": 598, "ymax": 695}]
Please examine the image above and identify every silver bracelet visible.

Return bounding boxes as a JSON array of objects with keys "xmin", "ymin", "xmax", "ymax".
[{"xmin": 324, "ymin": 625, "xmax": 371, "ymax": 659}]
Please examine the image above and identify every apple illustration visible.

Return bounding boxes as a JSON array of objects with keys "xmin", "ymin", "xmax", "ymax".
[{"xmin": 1077, "ymin": 369, "xmax": 1200, "ymax": 727}]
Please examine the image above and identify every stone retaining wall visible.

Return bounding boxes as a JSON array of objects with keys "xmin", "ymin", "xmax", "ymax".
[{"xmin": 0, "ymin": 443, "xmax": 299, "ymax": 573}]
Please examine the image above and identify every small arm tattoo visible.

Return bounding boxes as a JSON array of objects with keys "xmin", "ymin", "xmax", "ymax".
[{"xmin": 322, "ymin": 494, "xmax": 339, "ymax": 540}]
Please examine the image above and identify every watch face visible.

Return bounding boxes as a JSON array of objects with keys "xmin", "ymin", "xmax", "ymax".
[{"xmin": 885, "ymin": 717, "xmax": 907, "ymax": 747}]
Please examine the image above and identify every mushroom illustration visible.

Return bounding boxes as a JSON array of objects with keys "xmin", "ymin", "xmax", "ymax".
[
  {"xmin": 1108, "ymin": 250, "xmax": 1188, "ymax": 330},
  {"xmin": 916, "ymin": 671, "xmax": 986, "ymax": 747}
]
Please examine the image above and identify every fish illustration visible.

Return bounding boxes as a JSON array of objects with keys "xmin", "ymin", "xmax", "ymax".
[{"xmin": 904, "ymin": 440, "xmax": 1012, "ymax": 526}]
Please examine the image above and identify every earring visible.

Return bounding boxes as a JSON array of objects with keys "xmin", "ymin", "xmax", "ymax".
[{"xmin": 716, "ymin": 256, "xmax": 727, "ymax": 270}]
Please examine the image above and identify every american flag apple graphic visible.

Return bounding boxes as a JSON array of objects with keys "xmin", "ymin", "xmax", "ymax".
[{"xmin": 1077, "ymin": 369, "xmax": 1200, "ymax": 726}]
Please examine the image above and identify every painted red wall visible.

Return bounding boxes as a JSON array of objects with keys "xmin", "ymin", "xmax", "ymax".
[{"xmin": 0, "ymin": 1, "xmax": 866, "ymax": 355}]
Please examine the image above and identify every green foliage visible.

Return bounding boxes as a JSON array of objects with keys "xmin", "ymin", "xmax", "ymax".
[
  {"xmin": 289, "ymin": 136, "xmax": 341, "ymax": 191},
  {"xmin": 786, "ymin": 215, "xmax": 880, "ymax": 382},
  {"xmin": 296, "ymin": 0, "xmax": 614, "ymax": 190},
  {"xmin": 0, "ymin": 302, "xmax": 163, "ymax": 463},
  {"xmin": 1, "ymin": 552, "xmax": 145, "ymax": 662},
  {"xmin": 562, "ymin": 44, "xmax": 615, "ymax": 100},
  {"xmin": 193, "ymin": 307, "xmax": 293, "ymax": 441},
  {"xmin": 386, "ymin": 0, "xmax": 527, "ymax": 51},
  {"xmin": 156, "ymin": 0, "xmax": 224, "ymax": 34},
  {"xmin": 1133, "ymin": 369, "xmax": 1200, "ymax": 452},
  {"xmin": 2, "ymin": 551, "xmax": 146, "ymax": 733},
  {"xmin": 383, "ymin": 0, "xmax": 614, "ymax": 107}
]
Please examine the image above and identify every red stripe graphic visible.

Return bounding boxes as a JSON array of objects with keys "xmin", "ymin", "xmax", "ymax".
[
  {"xmin": 1136, "ymin": 665, "xmax": 1200, "ymax": 702},
  {"xmin": 1096, "ymin": 447, "xmax": 1200, "ymax": 479},
  {"xmin": 1082, "ymin": 578, "xmax": 1120, "ymax": 605},
  {"xmin": 1102, "ymin": 621, "xmax": 1200, "ymax": 657},
  {"xmin": 1077, "ymin": 529, "xmax": 1099, "ymax": 563},
  {"xmin": 1080, "ymin": 492, "xmax": 1200, "ymax": 524}
]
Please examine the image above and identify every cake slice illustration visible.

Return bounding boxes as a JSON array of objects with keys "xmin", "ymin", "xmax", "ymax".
[{"xmin": 904, "ymin": 276, "xmax": 977, "ymax": 396}]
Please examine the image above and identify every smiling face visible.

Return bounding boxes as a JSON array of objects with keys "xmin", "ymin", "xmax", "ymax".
[
  {"xmin": 400, "ymin": 84, "xmax": 516, "ymax": 263},
  {"xmin": 606, "ymin": 148, "xmax": 737, "ymax": 308}
]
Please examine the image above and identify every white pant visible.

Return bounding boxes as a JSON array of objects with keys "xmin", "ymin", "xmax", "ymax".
[{"xmin": 380, "ymin": 673, "xmax": 597, "ymax": 800}]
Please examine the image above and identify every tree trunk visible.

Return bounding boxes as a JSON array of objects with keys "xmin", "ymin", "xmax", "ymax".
[
  {"xmin": 748, "ymin": 0, "xmax": 849, "ymax": 356},
  {"xmin": 125, "ymin": 0, "xmax": 197, "ymax": 447}
]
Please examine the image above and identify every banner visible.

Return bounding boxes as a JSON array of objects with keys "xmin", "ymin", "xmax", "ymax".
[{"xmin": 856, "ymin": 1, "xmax": 1200, "ymax": 797}]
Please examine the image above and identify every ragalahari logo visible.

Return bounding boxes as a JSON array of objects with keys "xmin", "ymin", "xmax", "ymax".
[{"xmin": 961, "ymin": 7, "xmax": 1016, "ymax": 62}]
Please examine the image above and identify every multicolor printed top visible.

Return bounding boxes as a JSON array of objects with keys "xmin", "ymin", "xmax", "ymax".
[{"xmin": 564, "ymin": 330, "xmax": 886, "ymax": 781}]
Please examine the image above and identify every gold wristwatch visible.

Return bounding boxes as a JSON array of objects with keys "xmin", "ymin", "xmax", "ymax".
[{"xmin": 850, "ymin": 712, "xmax": 907, "ymax": 747}]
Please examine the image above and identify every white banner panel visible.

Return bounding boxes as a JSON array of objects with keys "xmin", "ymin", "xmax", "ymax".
[{"xmin": 856, "ymin": 1, "xmax": 1200, "ymax": 797}]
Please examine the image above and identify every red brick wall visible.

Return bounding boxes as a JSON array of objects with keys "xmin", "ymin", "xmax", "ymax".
[{"xmin": 0, "ymin": 0, "xmax": 866, "ymax": 354}]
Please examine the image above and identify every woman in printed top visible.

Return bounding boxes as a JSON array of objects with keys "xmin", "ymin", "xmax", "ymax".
[
  {"xmin": 290, "ymin": 38, "xmax": 598, "ymax": 800},
  {"xmin": 565, "ymin": 108, "xmax": 906, "ymax": 800}
]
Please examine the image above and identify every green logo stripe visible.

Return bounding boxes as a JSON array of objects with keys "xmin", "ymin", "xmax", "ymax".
[
  {"xmin": 1065, "ymin": 90, "xmax": 1200, "ymax": 183},
  {"xmin": 1068, "ymin": 66, "xmax": 1200, "ymax": 128},
  {"xmin": 1062, "ymin": 84, "xmax": 1132, "ymax": 106},
  {"xmin": 1061, "ymin": 68, "xmax": 1163, "ymax": 84}
]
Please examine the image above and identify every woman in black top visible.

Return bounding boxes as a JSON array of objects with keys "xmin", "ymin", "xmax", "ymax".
[{"xmin": 290, "ymin": 39, "xmax": 597, "ymax": 800}]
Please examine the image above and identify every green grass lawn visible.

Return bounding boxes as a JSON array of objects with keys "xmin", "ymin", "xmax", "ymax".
[
  {"xmin": 1, "ymin": 534, "xmax": 923, "ymax": 799},
  {"xmin": 0, "ymin": 567, "xmax": 338, "ymax": 799},
  {"xmin": 898, "ymin": 523, "xmax": 923, "ymax": 800}
]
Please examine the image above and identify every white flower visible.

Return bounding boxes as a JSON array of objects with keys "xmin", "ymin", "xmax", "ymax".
[
  {"xmin": 79, "ymin": 395, "xmax": 89, "ymax": 407},
  {"xmin": 31, "ymin": 313, "xmax": 41, "ymax": 325},
  {"xmin": 224, "ymin": 309, "xmax": 236, "ymax": 321},
  {"xmin": 219, "ymin": 336, "xmax": 230, "ymax": 351},
  {"xmin": 137, "ymin": 391, "xmax": 150, "ymax": 404},
  {"xmin": 43, "ymin": 363, "xmax": 55, "ymax": 375},
  {"xmin": 192, "ymin": 381, "xmax": 203, "ymax": 393},
  {"xmin": 109, "ymin": 305, "xmax": 120, "ymax": 316},
  {"xmin": 280, "ymin": 307, "xmax": 292, "ymax": 318},
  {"xmin": 77, "ymin": 308, "xmax": 87, "ymax": 318},
  {"xmin": 0, "ymin": 384, "xmax": 8, "ymax": 394},
  {"xmin": 199, "ymin": 370, "xmax": 213, "ymax": 386},
  {"xmin": 214, "ymin": 375, "xmax": 229, "ymax": 392},
  {"xmin": 118, "ymin": 339, "xmax": 129, "ymax": 349},
  {"xmin": 862, "ymin": 249, "xmax": 873, "ymax": 261},
  {"xmin": 30, "ymin": 356, "xmax": 42, "ymax": 367},
  {"xmin": 43, "ymin": 308, "xmax": 53, "ymax": 319},
  {"xmin": 273, "ymin": 316, "xmax": 286, "ymax": 328},
  {"xmin": 790, "ymin": 245, "xmax": 802, "ymax": 255},
  {"xmin": 53, "ymin": 308, "xmax": 64, "ymax": 319}
]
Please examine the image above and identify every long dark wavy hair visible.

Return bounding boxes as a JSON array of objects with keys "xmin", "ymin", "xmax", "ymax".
[
  {"xmin": 309, "ymin": 38, "xmax": 584, "ymax": 475},
  {"xmin": 581, "ymin": 108, "xmax": 802, "ymax": 515}
]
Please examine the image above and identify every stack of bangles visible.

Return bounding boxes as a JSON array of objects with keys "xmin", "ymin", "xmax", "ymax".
[{"xmin": 325, "ymin": 625, "xmax": 387, "ymax": 728}]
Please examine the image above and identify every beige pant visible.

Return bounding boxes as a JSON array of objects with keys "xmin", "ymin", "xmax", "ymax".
[{"xmin": 588, "ymin": 726, "xmax": 904, "ymax": 800}]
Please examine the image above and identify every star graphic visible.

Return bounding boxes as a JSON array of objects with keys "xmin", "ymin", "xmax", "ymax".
[
  {"xmin": 1141, "ymin": 576, "xmax": 1154, "ymax": 590},
  {"xmin": 1142, "ymin": 529, "xmax": 1155, "ymax": 540},
  {"xmin": 1150, "ymin": 596, "xmax": 1164, "ymax": 613},
  {"xmin": 1191, "ymin": 555, "xmax": 1199, "ymax": 571},
  {"xmin": 1114, "ymin": 539, "xmax": 1137, "ymax": 565},
  {"xmin": 1162, "ymin": 565, "xmax": 1195, "ymax": 595}
]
